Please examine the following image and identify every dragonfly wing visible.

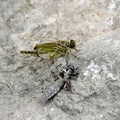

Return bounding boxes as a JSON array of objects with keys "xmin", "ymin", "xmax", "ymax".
[{"xmin": 34, "ymin": 42, "xmax": 57, "ymax": 54}]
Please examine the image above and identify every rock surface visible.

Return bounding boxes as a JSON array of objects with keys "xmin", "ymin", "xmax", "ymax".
[{"xmin": 0, "ymin": 0, "xmax": 120, "ymax": 120}]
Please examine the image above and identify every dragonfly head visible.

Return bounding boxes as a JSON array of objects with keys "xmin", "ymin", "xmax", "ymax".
[{"xmin": 69, "ymin": 40, "xmax": 76, "ymax": 49}]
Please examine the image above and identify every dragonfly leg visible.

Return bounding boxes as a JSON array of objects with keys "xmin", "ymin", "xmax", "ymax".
[{"xmin": 49, "ymin": 53, "xmax": 55, "ymax": 64}]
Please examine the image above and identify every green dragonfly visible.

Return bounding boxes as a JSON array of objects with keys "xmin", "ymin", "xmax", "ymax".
[{"xmin": 20, "ymin": 40, "xmax": 77, "ymax": 62}]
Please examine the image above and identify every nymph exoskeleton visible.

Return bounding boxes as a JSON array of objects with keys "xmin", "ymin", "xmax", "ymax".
[{"xmin": 41, "ymin": 64, "xmax": 79, "ymax": 102}]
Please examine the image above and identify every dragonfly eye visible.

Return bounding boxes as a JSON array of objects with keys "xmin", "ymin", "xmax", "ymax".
[{"xmin": 70, "ymin": 40, "xmax": 75, "ymax": 49}]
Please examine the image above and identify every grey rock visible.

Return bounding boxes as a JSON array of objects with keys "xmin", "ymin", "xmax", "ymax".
[{"xmin": 0, "ymin": 0, "xmax": 120, "ymax": 120}]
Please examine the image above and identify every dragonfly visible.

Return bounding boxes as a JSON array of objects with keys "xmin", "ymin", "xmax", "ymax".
[{"xmin": 20, "ymin": 40, "xmax": 78, "ymax": 62}]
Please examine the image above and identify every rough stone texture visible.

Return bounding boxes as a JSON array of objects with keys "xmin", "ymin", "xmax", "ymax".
[{"xmin": 0, "ymin": 0, "xmax": 120, "ymax": 120}]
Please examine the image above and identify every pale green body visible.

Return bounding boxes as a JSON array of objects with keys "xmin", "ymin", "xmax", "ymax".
[{"xmin": 20, "ymin": 40, "xmax": 76, "ymax": 61}]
